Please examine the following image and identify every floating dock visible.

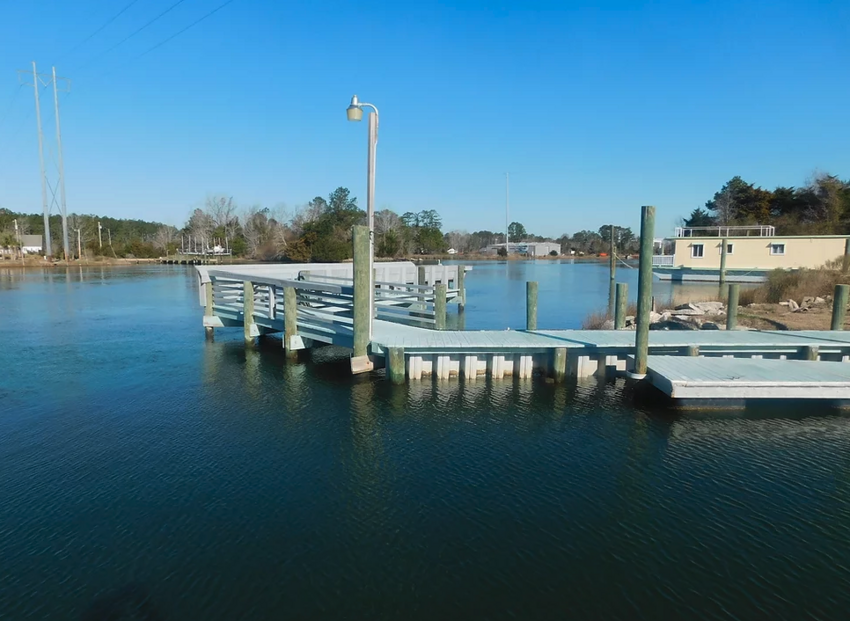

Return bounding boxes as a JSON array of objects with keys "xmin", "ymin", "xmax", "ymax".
[{"xmin": 643, "ymin": 355, "xmax": 850, "ymax": 402}]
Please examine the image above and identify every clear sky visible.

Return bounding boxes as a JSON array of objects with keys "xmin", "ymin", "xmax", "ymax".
[{"xmin": 0, "ymin": 0, "xmax": 847, "ymax": 236}]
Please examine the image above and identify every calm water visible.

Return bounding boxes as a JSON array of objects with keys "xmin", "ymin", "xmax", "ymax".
[{"xmin": 2, "ymin": 263, "xmax": 850, "ymax": 620}]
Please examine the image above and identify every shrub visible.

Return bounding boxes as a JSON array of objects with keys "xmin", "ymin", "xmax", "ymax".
[
  {"xmin": 549, "ymin": 250, "xmax": 558, "ymax": 256},
  {"xmin": 765, "ymin": 269, "xmax": 801, "ymax": 303}
]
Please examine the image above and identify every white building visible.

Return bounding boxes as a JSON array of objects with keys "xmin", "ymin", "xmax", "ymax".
[{"xmin": 484, "ymin": 241, "xmax": 561, "ymax": 257}]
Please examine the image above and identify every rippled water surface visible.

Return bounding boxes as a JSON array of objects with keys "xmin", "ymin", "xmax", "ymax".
[{"xmin": 2, "ymin": 264, "xmax": 850, "ymax": 620}]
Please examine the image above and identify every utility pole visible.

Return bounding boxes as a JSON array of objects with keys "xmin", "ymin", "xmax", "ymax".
[
  {"xmin": 19, "ymin": 63, "xmax": 71, "ymax": 261},
  {"xmin": 505, "ymin": 172, "xmax": 510, "ymax": 253},
  {"xmin": 52, "ymin": 67, "xmax": 70, "ymax": 262},
  {"xmin": 98, "ymin": 221, "xmax": 103, "ymax": 249},
  {"xmin": 30, "ymin": 61, "xmax": 51, "ymax": 259},
  {"xmin": 13, "ymin": 219, "xmax": 21, "ymax": 261}
]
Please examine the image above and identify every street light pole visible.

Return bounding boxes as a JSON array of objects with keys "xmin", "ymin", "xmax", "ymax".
[{"xmin": 347, "ymin": 94, "xmax": 379, "ymax": 340}]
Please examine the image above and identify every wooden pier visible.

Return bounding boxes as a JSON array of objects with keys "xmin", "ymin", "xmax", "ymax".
[{"xmin": 194, "ymin": 221, "xmax": 850, "ymax": 404}]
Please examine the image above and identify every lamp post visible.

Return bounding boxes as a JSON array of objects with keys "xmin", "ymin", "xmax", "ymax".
[{"xmin": 346, "ymin": 94, "xmax": 379, "ymax": 338}]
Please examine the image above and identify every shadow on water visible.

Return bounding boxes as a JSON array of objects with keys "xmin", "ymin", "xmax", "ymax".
[{"xmin": 80, "ymin": 584, "xmax": 165, "ymax": 621}]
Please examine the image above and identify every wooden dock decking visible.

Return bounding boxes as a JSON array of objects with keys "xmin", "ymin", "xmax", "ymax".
[
  {"xmin": 643, "ymin": 355, "xmax": 850, "ymax": 401},
  {"xmin": 370, "ymin": 322, "xmax": 850, "ymax": 380}
]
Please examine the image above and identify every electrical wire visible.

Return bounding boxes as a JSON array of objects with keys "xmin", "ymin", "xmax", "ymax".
[
  {"xmin": 136, "ymin": 0, "xmax": 237, "ymax": 59},
  {"xmin": 76, "ymin": 0, "xmax": 188, "ymax": 71},
  {"xmin": 0, "ymin": 85, "xmax": 23, "ymax": 133},
  {"xmin": 56, "ymin": 0, "xmax": 143, "ymax": 62}
]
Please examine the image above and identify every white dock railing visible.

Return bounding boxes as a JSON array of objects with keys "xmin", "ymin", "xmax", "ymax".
[{"xmin": 652, "ymin": 255, "xmax": 675, "ymax": 267}]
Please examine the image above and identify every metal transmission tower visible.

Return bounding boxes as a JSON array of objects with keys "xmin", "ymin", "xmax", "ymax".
[{"xmin": 17, "ymin": 63, "xmax": 71, "ymax": 260}]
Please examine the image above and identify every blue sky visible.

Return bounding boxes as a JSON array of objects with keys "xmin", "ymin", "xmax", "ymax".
[{"xmin": 0, "ymin": 0, "xmax": 847, "ymax": 236}]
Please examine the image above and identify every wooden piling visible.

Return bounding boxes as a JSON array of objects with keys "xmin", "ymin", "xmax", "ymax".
[
  {"xmin": 526, "ymin": 281, "xmax": 538, "ymax": 330},
  {"xmin": 417, "ymin": 266, "xmax": 426, "ymax": 286},
  {"xmin": 726, "ymin": 283, "xmax": 739, "ymax": 331},
  {"xmin": 634, "ymin": 205, "xmax": 655, "ymax": 377},
  {"xmin": 719, "ymin": 238, "xmax": 728, "ymax": 286},
  {"xmin": 388, "ymin": 347, "xmax": 405, "ymax": 384},
  {"xmin": 832, "ymin": 284, "xmax": 849, "ymax": 330},
  {"xmin": 844, "ymin": 239, "xmax": 850, "ymax": 274},
  {"xmin": 552, "ymin": 348, "xmax": 567, "ymax": 383},
  {"xmin": 283, "ymin": 286, "xmax": 298, "ymax": 359},
  {"xmin": 615, "ymin": 283, "xmax": 628, "ymax": 329},
  {"xmin": 353, "ymin": 225, "xmax": 371, "ymax": 359},
  {"xmin": 243, "ymin": 280, "xmax": 255, "ymax": 344},
  {"xmin": 204, "ymin": 280, "xmax": 214, "ymax": 339},
  {"xmin": 435, "ymin": 284, "xmax": 447, "ymax": 330},
  {"xmin": 803, "ymin": 345, "xmax": 819, "ymax": 361},
  {"xmin": 609, "ymin": 224, "xmax": 616, "ymax": 283},
  {"xmin": 457, "ymin": 266, "xmax": 466, "ymax": 308}
]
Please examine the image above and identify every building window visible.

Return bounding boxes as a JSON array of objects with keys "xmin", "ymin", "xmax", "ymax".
[
  {"xmin": 691, "ymin": 243, "xmax": 704, "ymax": 258},
  {"xmin": 770, "ymin": 243, "xmax": 786, "ymax": 256},
  {"xmin": 718, "ymin": 243, "xmax": 734, "ymax": 255}
]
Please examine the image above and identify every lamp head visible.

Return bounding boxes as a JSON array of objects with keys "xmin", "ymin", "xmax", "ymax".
[{"xmin": 346, "ymin": 94, "xmax": 363, "ymax": 121}]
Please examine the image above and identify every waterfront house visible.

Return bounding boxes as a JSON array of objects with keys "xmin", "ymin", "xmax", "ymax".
[{"xmin": 653, "ymin": 225, "xmax": 850, "ymax": 282}]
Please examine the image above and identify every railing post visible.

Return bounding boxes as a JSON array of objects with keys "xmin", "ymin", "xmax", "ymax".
[
  {"xmin": 832, "ymin": 284, "xmax": 849, "ymax": 330},
  {"xmin": 457, "ymin": 266, "xmax": 466, "ymax": 309},
  {"xmin": 243, "ymin": 280, "xmax": 255, "ymax": 344},
  {"xmin": 719, "ymin": 237, "xmax": 728, "ymax": 286},
  {"xmin": 435, "ymin": 284, "xmax": 447, "ymax": 330},
  {"xmin": 284, "ymin": 286, "xmax": 298, "ymax": 359},
  {"xmin": 353, "ymin": 225, "xmax": 371, "ymax": 360},
  {"xmin": 633, "ymin": 205, "xmax": 655, "ymax": 378},
  {"xmin": 204, "ymin": 280, "xmax": 214, "ymax": 339},
  {"xmin": 388, "ymin": 347, "xmax": 405, "ymax": 384},
  {"xmin": 526, "ymin": 281, "xmax": 538, "ymax": 330},
  {"xmin": 615, "ymin": 283, "xmax": 628, "ymax": 329},
  {"xmin": 726, "ymin": 283, "xmax": 739, "ymax": 331}
]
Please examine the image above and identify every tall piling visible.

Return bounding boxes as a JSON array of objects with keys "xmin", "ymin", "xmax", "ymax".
[
  {"xmin": 457, "ymin": 266, "xmax": 466, "ymax": 309},
  {"xmin": 283, "ymin": 286, "xmax": 298, "ymax": 359},
  {"xmin": 719, "ymin": 238, "xmax": 728, "ymax": 286},
  {"xmin": 204, "ymin": 280, "xmax": 214, "ymax": 339},
  {"xmin": 844, "ymin": 239, "xmax": 850, "ymax": 274},
  {"xmin": 609, "ymin": 225, "xmax": 616, "ymax": 315},
  {"xmin": 352, "ymin": 225, "xmax": 371, "ymax": 359},
  {"xmin": 726, "ymin": 283, "xmax": 739, "ymax": 331},
  {"xmin": 615, "ymin": 283, "xmax": 628, "ymax": 329},
  {"xmin": 633, "ymin": 205, "xmax": 655, "ymax": 377},
  {"xmin": 832, "ymin": 284, "xmax": 849, "ymax": 331},
  {"xmin": 526, "ymin": 281, "xmax": 538, "ymax": 330},
  {"xmin": 435, "ymin": 284, "xmax": 447, "ymax": 330},
  {"xmin": 243, "ymin": 281, "xmax": 255, "ymax": 344},
  {"xmin": 417, "ymin": 266, "xmax": 426, "ymax": 287}
]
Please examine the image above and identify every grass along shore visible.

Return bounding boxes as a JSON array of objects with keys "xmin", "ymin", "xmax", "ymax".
[{"xmin": 584, "ymin": 264, "xmax": 850, "ymax": 332}]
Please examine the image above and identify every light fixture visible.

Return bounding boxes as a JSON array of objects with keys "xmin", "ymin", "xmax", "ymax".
[{"xmin": 346, "ymin": 95, "xmax": 363, "ymax": 121}]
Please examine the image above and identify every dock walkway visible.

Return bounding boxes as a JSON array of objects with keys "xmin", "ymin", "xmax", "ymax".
[
  {"xmin": 643, "ymin": 355, "xmax": 850, "ymax": 401},
  {"xmin": 371, "ymin": 322, "xmax": 850, "ymax": 380}
]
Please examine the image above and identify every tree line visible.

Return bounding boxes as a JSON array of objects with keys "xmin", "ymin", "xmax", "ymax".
[
  {"xmin": 1, "ymin": 187, "xmax": 642, "ymax": 261},
  {"xmin": 684, "ymin": 172, "xmax": 850, "ymax": 235}
]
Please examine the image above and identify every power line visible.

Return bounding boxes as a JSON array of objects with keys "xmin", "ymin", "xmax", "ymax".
[
  {"xmin": 137, "ymin": 0, "xmax": 237, "ymax": 59},
  {"xmin": 57, "ymin": 0, "xmax": 143, "ymax": 61},
  {"xmin": 0, "ymin": 85, "xmax": 23, "ymax": 133},
  {"xmin": 76, "ymin": 0, "xmax": 188, "ymax": 70}
]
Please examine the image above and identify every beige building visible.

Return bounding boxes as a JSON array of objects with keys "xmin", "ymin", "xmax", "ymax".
[{"xmin": 653, "ymin": 226, "xmax": 850, "ymax": 282}]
